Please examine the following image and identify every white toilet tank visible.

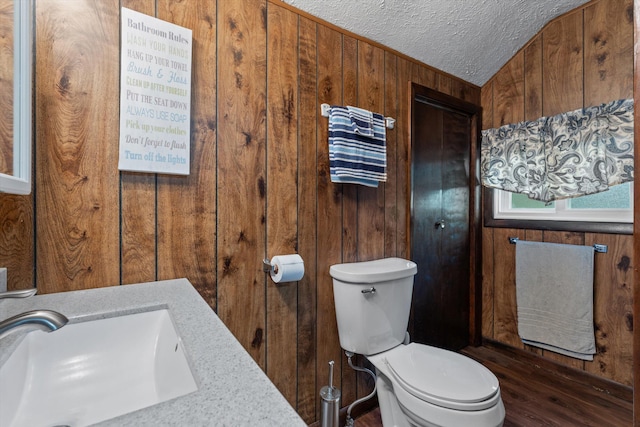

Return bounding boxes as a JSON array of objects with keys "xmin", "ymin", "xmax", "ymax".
[{"xmin": 329, "ymin": 258, "xmax": 417, "ymax": 355}]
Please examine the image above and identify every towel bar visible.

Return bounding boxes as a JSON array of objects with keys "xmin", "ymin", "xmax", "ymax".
[
  {"xmin": 508, "ymin": 237, "xmax": 607, "ymax": 253},
  {"xmin": 320, "ymin": 103, "xmax": 396, "ymax": 129}
]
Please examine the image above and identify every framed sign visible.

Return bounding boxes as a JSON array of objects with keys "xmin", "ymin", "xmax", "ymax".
[{"xmin": 118, "ymin": 7, "xmax": 192, "ymax": 175}]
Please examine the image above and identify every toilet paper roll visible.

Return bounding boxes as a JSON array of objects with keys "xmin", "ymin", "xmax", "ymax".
[{"xmin": 270, "ymin": 254, "xmax": 304, "ymax": 283}]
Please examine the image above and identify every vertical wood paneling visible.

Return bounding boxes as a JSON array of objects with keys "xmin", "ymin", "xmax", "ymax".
[
  {"xmin": 356, "ymin": 41, "xmax": 385, "ymax": 263},
  {"xmin": 492, "ymin": 228, "xmax": 524, "ymax": 348},
  {"xmin": 356, "ymin": 40, "xmax": 385, "ymax": 399},
  {"xmin": 396, "ymin": 58, "xmax": 411, "ymax": 260},
  {"xmin": 437, "ymin": 74, "xmax": 453, "ymax": 95},
  {"xmin": 35, "ymin": 0, "xmax": 120, "ymax": 293},
  {"xmin": 524, "ymin": 36, "xmax": 543, "ymax": 121},
  {"xmin": 0, "ymin": 195, "xmax": 33, "ymax": 289},
  {"xmin": 480, "ymin": 229, "xmax": 495, "ymax": 339},
  {"xmin": 542, "ymin": 11, "xmax": 583, "ymax": 116},
  {"xmin": 217, "ymin": 0, "xmax": 267, "ymax": 366},
  {"xmin": 481, "ymin": 82, "xmax": 493, "ymax": 130},
  {"xmin": 584, "ymin": 0, "xmax": 633, "ymax": 106},
  {"xmin": 493, "ymin": 51, "xmax": 524, "ymax": 126},
  {"xmin": 451, "ymin": 78, "xmax": 481, "ymax": 104},
  {"xmin": 296, "ymin": 15, "xmax": 317, "ymax": 423},
  {"xmin": 266, "ymin": 3, "xmax": 298, "ymax": 406},
  {"xmin": 341, "ymin": 34, "xmax": 358, "ymax": 407},
  {"xmin": 156, "ymin": 0, "xmax": 217, "ymax": 306},
  {"xmin": 480, "ymin": 82, "xmax": 494, "ymax": 339},
  {"xmin": 316, "ymin": 23, "xmax": 344, "ymax": 418},
  {"xmin": 585, "ymin": 233, "xmax": 633, "ymax": 385},
  {"xmin": 480, "ymin": 80, "xmax": 495, "ymax": 342},
  {"xmin": 411, "ymin": 62, "xmax": 436, "ymax": 89},
  {"xmin": 384, "ymin": 52, "xmax": 398, "ymax": 258},
  {"xmin": 4, "ymin": 0, "xmax": 635, "ymax": 420},
  {"xmin": 482, "ymin": 0, "xmax": 634, "ymax": 388},
  {"xmin": 524, "ymin": 229, "xmax": 543, "ymax": 241},
  {"xmin": 342, "ymin": 35, "xmax": 358, "ymax": 269},
  {"xmin": 3, "ymin": 0, "xmax": 483, "ymax": 422},
  {"xmin": 120, "ymin": 134, "xmax": 157, "ymax": 284}
]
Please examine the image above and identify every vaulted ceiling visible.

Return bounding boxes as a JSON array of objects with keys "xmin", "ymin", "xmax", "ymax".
[{"xmin": 282, "ymin": 0, "xmax": 591, "ymax": 86}]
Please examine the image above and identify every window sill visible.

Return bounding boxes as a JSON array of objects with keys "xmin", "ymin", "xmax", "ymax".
[{"xmin": 482, "ymin": 188, "xmax": 633, "ymax": 235}]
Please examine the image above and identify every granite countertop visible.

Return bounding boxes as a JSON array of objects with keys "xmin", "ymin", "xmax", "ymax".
[{"xmin": 0, "ymin": 279, "xmax": 307, "ymax": 427}]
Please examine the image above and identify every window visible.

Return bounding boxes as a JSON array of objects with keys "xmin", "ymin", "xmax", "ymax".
[{"xmin": 485, "ymin": 182, "xmax": 633, "ymax": 234}]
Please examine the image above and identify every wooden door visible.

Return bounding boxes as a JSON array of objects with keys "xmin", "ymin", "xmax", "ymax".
[{"xmin": 410, "ymin": 85, "xmax": 480, "ymax": 351}]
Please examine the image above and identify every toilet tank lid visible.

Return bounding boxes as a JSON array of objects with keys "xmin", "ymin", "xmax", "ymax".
[{"xmin": 329, "ymin": 257, "xmax": 417, "ymax": 283}]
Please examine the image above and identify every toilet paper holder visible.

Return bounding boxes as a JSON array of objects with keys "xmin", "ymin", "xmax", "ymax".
[
  {"xmin": 263, "ymin": 254, "xmax": 305, "ymax": 283},
  {"xmin": 262, "ymin": 258, "xmax": 278, "ymax": 274}
]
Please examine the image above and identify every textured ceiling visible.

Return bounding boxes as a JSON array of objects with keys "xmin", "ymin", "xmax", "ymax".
[{"xmin": 282, "ymin": 0, "xmax": 591, "ymax": 86}]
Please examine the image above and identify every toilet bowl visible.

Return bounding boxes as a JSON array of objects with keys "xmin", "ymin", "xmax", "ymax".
[
  {"xmin": 330, "ymin": 257, "xmax": 505, "ymax": 427},
  {"xmin": 368, "ymin": 343, "xmax": 505, "ymax": 427}
]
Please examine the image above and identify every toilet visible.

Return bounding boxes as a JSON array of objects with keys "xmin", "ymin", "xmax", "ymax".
[{"xmin": 330, "ymin": 257, "xmax": 505, "ymax": 427}]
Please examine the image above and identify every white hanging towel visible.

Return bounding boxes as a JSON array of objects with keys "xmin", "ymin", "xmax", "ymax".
[{"xmin": 515, "ymin": 240, "xmax": 596, "ymax": 360}]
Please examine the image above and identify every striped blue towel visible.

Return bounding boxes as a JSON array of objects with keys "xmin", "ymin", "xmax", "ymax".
[
  {"xmin": 328, "ymin": 106, "xmax": 387, "ymax": 187},
  {"xmin": 347, "ymin": 106, "xmax": 374, "ymax": 137}
]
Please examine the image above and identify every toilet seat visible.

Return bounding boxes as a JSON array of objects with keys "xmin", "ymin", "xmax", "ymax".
[{"xmin": 371, "ymin": 343, "xmax": 501, "ymax": 411}]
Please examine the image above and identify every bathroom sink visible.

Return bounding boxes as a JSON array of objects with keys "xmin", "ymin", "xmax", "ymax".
[{"xmin": 0, "ymin": 308, "xmax": 198, "ymax": 427}]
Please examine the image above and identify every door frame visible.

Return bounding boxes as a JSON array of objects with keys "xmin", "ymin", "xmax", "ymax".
[{"xmin": 408, "ymin": 83, "xmax": 483, "ymax": 346}]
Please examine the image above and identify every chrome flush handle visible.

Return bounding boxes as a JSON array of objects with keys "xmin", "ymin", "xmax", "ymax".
[{"xmin": 361, "ymin": 287, "xmax": 376, "ymax": 294}]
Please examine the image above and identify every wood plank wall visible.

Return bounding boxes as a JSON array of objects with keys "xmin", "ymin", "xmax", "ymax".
[
  {"xmin": 481, "ymin": 0, "xmax": 634, "ymax": 387},
  {"xmin": 0, "ymin": 0, "xmax": 480, "ymax": 422}
]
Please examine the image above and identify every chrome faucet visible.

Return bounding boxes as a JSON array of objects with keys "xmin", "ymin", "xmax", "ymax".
[
  {"xmin": 0, "ymin": 288, "xmax": 37, "ymax": 299},
  {"xmin": 0, "ymin": 310, "xmax": 68, "ymax": 337}
]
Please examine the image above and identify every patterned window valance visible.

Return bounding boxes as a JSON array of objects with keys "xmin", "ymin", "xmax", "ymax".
[{"xmin": 481, "ymin": 98, "xmax": 634, "ymax": 203}]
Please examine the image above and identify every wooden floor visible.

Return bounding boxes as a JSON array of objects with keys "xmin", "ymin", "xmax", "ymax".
[{"xmin": 351, "ymin": 343, "xmax": 632, "ymax": 427}]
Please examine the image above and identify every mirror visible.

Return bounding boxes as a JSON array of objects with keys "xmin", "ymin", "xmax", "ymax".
[{"xmin": 0, "ymin": 0, "xmax": 32, "ymax": 195}]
